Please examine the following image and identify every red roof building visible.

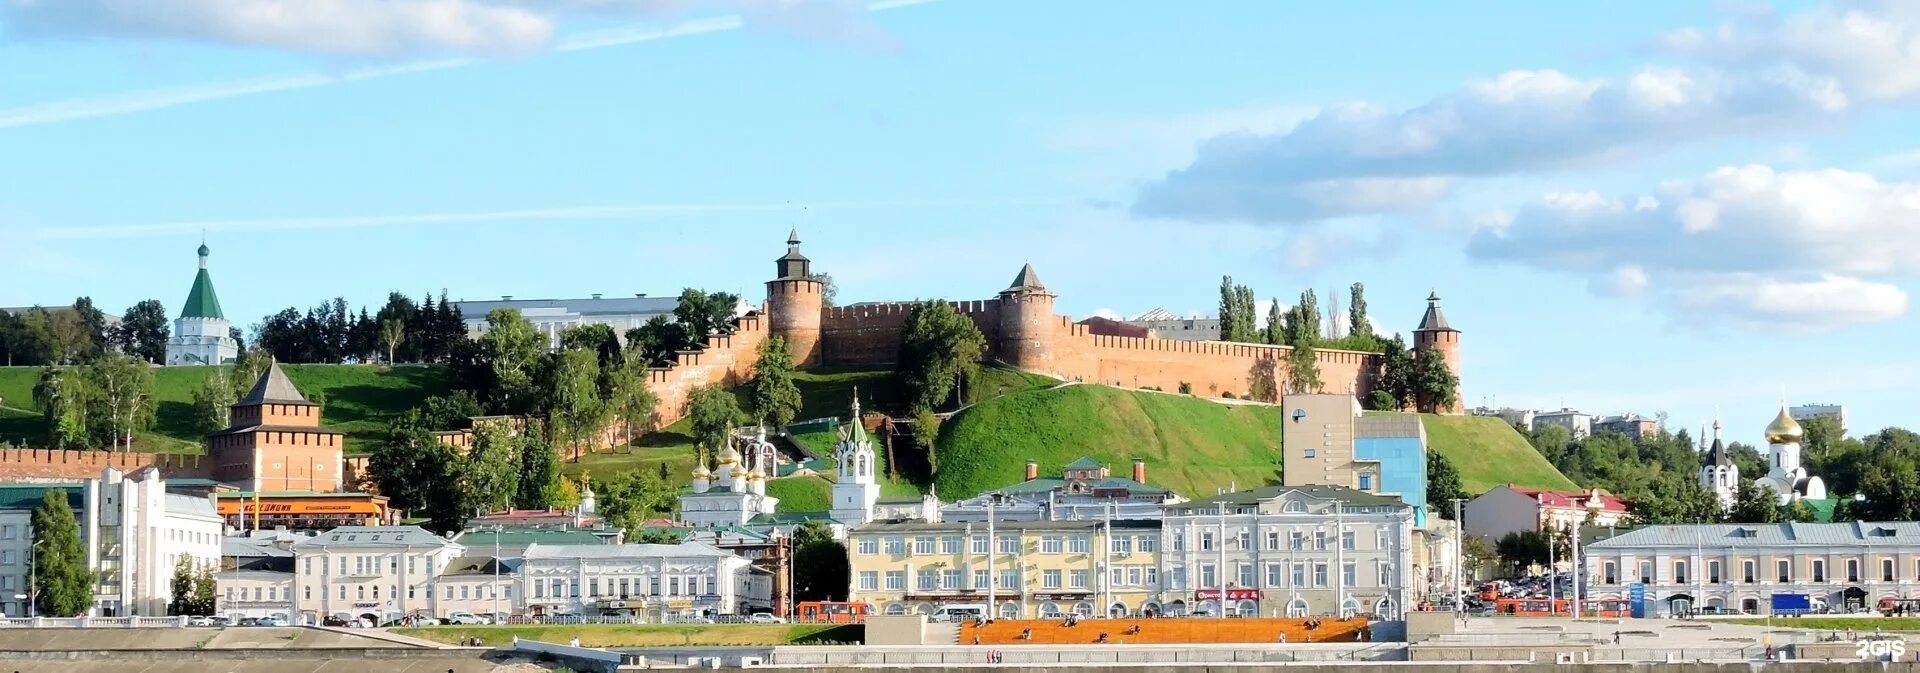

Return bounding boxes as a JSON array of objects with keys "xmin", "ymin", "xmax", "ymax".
[{"xmin": 1464, "ymin": 484, "xmax": 1631, "ymax": 541}]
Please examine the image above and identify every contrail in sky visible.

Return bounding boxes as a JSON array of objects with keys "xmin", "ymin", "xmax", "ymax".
[{"xmin": 0, "ymin": 0, "xmax": 937, "ymax": 130}]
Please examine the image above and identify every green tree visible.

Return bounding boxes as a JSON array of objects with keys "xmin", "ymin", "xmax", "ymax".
[
  {"xmin": 167, "ymin": 555, "xmax": 215, "ymax": 615},
  {"xmin": 85, "ymin": 351, "xmax": 155, "ymax": 451},
  {"xmin": 913, "ymin": 406, "xmax": 941, "ymax": 453},
  {"xmin": 191, "ymin": 565, "xmax": 218, "ymax": 616},
  {"xmin": 559, "ymin": 323, "xmax": 623, "ymax": 377},
  {"xmin": 1428, "ymin": 451, "xmax": 1468, "ymax": 518},
  {"xmin": 229, "ymin": 348, "xmax": 270, "ymax": 399},
  {"xmin": 1780, "ymin": 499, "xmax": 1819, "ymax": 523},
  {"xmin": 1364, "ymin": 390, "xmax": 1399, "ymax": 412},
  {"xmin": 1376, "ymin": 334, "xmax": 1415, "ymax": 410},
  {"xmin": 625, "ymin": 314, "xmax": 691, "ymax": 367},
  {"xmin": 1263, "ymin": 298, "xmax": 1285, "ymax": 345},
  {"xmin": 379, "ymin": 318, "xmax": 406, "ymax": 364},
  {"xmin": 1246, "ymin": 355, "xmax": 1278, "ymax": 403},
  {"xmin": 70, "ymin": 297, "xmax": 108, "ymax": 362},
  {"xmin": 1348, "ymin": 282, "xmax": 1372, "ymax": 339},
  {"xmin": 515, "ymin": 423, "xmax": 563, "ymax": 510},
  {"xmin": 1285, "ymin": 332, "xmax": 1321, "ymax": 394},
  {"xmin": 190, "ymin": 370, "xmax": 236, "ymax": 435},
  {"xmin": 31, "ymin": 489, "xmax": 91, "ymax": 617},
  {"xmin": 1284, "ymin": 289, "xmax": 1321, "ymax": 345},
  {"xmin": 367, "ymin": 415, "xmax": 453, "ymax": 516},
  {"xmin": 598, "ymin": 469, "xmax": 677, "ymax": 532},
  {"xmin": 1216, "ymin": 277, "xmax": 1241, "ymax": 343},
  {"xmin": 479, "ymin": 308, "xmax": 543, "ymax": 414},
  {"xmin": 812, "ymin": 272, "xmax": 839, "ymax": 309},
  {"xmin": 750, "ymin": 336, "xmax": 803, "ymax": 430},
  {"xmin": 547, "ymin": 348, "xmax": 608, "ymax": 461},
  {"xmin": 1494, "ymin": 530, "xmax": 1550, "ymax": 575},
  {"xmin": 897, "ymin": 300, "xmax": 986, "ymax": 415},
  {"xmin": 1412, "ymin": 349, "xmax": 1459, "ymax": 413},
  {"xmin": 687, "ymin": 384, "xmax": 747, "ymax": 457},
  {"xmin": 33, "ymin": 366, "xmax": 92, "ymax": 449},
  {"xmin": 607, "ymin": 352, "xmax": 659, "ymax": 448},
  {"xmin": 791, "ymin": 522, "xmax": 850, "ymax": 602},
  {"xmin": 1853, "ymin": 428, "xmax": 1920, "ymax": 520},
  {"xmin": 461, "ymin": 423, "xmax": 521, "ymax": 517},
  {"xmin": 1728, "ymin": 481, "xmax": 1781, "ymax": 524},
  {"xmin": 113, "ymin": 300, "xmax": 170, "ymax": 363},
  {"xmin": 672, "ymin": 288, "xmax": 741, "ymax": 343}
]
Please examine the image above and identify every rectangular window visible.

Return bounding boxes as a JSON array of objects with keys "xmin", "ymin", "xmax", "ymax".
[
  {"xmin": 0, "ymin": 551, "xmax": 13, "ymax": 566},
  {"xmin": 1070, "ymin": 570, "xmax": 1089, "ymax": 589},
  {"xmin": 1342, "ymin": 562, "xmax": 1357, "ymax": 588},
  {"xmin": 999, "ymin": 570, "xmax": 1018, "ymax": 590},
  {"xmin": 999, "ymin": 535, "xmax": 1020, "ymax": 554},
  {"xmin": 917, "ymin": 569, "xmax": 938, "ymax": 591},
  {"xmin": 535, "ymin": 582, "xmax": 545, "ymax": 598},
  {"xmin": 1709, "ymin": 560, "xmax": 1722, "ymax": 584},
  {"xmin": 1172, "ymin": 533, "xmax": 1185, "ymax": 552},
  {"xmin": 885, "ymin": 571, "xmax": 905, "ymax": 591},
  {"xmin": 913, "ymin": 537, "xmax": 935, "ymax": 555},
  {"xmin": 1235, "ymin": 531, "xmax": 1250, "ymax": 550},
  {"xmin": 1199, "ymin": 564, "xmax": 1216, "ymax": 588},
  {"xmin": 941, "ymin": 536, "xmax": 962, "ymax": 555},
  {"xmin": 1068, "ymin": 535, "xmax": 1090, "ymax": 554},
  {"xmin": 1041, "ymin": 536, "xmax": 1063, "ymax": 554},
  {"xmin": 1885, "ymin": 559, "xmax": 1897, "ymax": 582},
  {"xmin": 590, "ymin": 579, "xmax": 600, "ymax": 597},
  {"xmin": 1377, "ymin": 561, "xmax": 1391, "ymax": 586},
  {"xmin": 1266, "ymin": 563, "xmax": 1283, "ymax": 587},
  {"xmin": 885, "ymin": 537, "xmax": 905, "ymax": 555},
  {"xmin": 1315, "ymin": 531, "xmax": 1330, "ymax": 551},
  {"xmin": 1304, "ymin": 448, "xmax": 1316, "ymax": 458},
  {"xmin": 1043, "ymin": 570, "xmax": 1062, "ymax": 589},
  {"xmin": 1128, "ymin": 566, "xmax": 1142, "ymax": 586},
  {"xmin": 1744, "ymin": 560, "xmax": 1756, "ymax": 583},
  {"xmin": 1290, "ymin": 531, "xmax": 1306, "ymax": 550},
  {"xmin": 1168, "ymin": 567, "xmax": 1185, "ymax": 589},
  {"xmin": 857, "ymin": 538, "xmax": 878, "ymax": 555},
  {"xmin": 971, "ymin": 536, "xmax": 989, "ymax": 555},
  {"xmin": 1292, "ymin": 563, "xmax": 1306, "ymax": 587},
  {"xmin": 1777, "ymin": 560, "xmax": 1791, "ymax": 583},
  {"xmin": 942, "ymin": 569, "xmax": 962, "ymax": 589},
  {"xmin": 1145, "ymin": 567, "xmax": 1159, "ymax": 586},
  {"xmin": 1604, "ymin": 562, "xmax": 1618, "ymax": 584},
  {"xmin": 1110, "ymin": 567, "xmax": 1125, "ymax": 587},
  {"xmin": 973, "ymin": 570, "xmax": 990, "ymax": 589},
  {"xmin": 858, "ymin": 572, "xmax": 878, "ymax": 591},
  {"xmin": 1640, "ymin": 561, "xmax": 1652, "ymax": 585},
  {"xmin": 1112, "ymin": 535, "xmax": 1133, "ymax": 554},
  {"xmin": 1358, "ymin": 473, "xmax": 1372, "ymax": 490},
  {"xmin": 0, "ymin": 525, "xmax": 13, "ymax": 539},
  {"xmin": 1674, "ymin": 561, "xmax": 1687, "ymax": 584},
  {"xmin": 1199, "ymin": 532, "xmax": 1215, "ymax": 552},
  {"xmin": 1813, "ymin": 560, "xmax": 1826, "ymax": 583},
  {"xmin": 1236, "ymin": 563, "xmax": 1253, "ymax": 587},
  {"xmin": 1847, "ymin": 559, "xmax": 1860, "ymax": 583},
  {"xmin": 1139, "ymin": 536, "xmax": 1158, "ymax": 553},
  {"xmin": 1313, "ymin": 563, "xmax": 1329, "ymax": 587},
  {"xmin": 1341, "ymin": 531, "xmax": 1356, "ymax": 551}
]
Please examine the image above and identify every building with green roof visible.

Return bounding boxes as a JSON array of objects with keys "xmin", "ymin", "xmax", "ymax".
[
  {"xmin": 165, "ymin": 241, "xmax": 239, "ymax": 365},
  {"xmin": 942, "ymin": 455, "xmax": 1182, "ymax": 522}
]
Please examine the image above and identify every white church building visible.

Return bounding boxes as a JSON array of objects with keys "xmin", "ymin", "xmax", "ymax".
[
  {"xmin": 1755, "ymin": 403, "xmax": 1826, "ymax": 505},
  {"xmin": 164, "ymin": 242, "xmax": 239, "ymax": 366}
]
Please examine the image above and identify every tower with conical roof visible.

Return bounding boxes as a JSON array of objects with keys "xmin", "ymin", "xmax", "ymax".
[
  {"xmin": 205, "ymin": 360, "xmax": 346, "ymax": 492},
  {"xmin": 997, "ymin": 262, "xmax": 1057, "ymax": 372},
  {"xmin": 1698, "ymin": 417, "xmax": 1738, "ymax": 510},
  {"xmin": 1412, "ymin": 291, "xmax": 1463, "ymax": 413},
  {"xmin": 165, "ymin": 241, "xmax": 240, "ymax": 365},
  {"xmin": 830, "ymin": 389, "xmax": 881, "ymax": 524},
  {"xmin": 766, "ymin": 229, "xmax": 825, "ymax": 367}
]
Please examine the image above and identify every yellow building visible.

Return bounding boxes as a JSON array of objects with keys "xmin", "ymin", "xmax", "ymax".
[{"xmin": 847, "ymin": 519, "xmax": 1163, "ymax": 620}]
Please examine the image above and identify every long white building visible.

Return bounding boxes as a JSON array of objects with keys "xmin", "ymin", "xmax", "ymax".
[
  {"xmin": 0, "ymin": 467, "xmax": 222, "ymax": 617},
  {"xmin": 1586, "ymin": 522, "xmax": 1920, "ymax": 617},
  {"xmin": 519, "ymin": 542, "xmax": 767, "ymax": 620}
]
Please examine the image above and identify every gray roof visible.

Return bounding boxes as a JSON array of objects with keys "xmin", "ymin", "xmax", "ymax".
[
  {"xmin": 852, "ymin": 519, "xmax": 1160, "ymax": 533},
  {"xmin": 240, "ymin": 362, "xmax": 312, "ymax": 406},
  {"xmin": 1356, "ymin": 413, "xmax": 1423, "ymax": 439},
  {"xmin": 1589, "ymin": 522, "xmax": 1920, "ymax": 549},
  {"xmin": 442, "ymin": 555, "xmax": 523, "ymax": 577},
  {"xmin": 522, "ymin": 541, "xmax": 733, "ymax": 560},
  {"xmin": 166, "ymin": 492, "xmax": 217, "ymax": 517},
  {"xmin": 223, "ymin": 536, "xmax": 294, "ymax": 559},
  {"xmin": 451, "ymin": 295, "xmax": 678, "ymax": 318},
  {"xmin": 1006, "ymin": 263, "xmax": 1047, "ymax": 292},
  {"xmin": 1164, "ymin": 484, "xmax": 1408, "ymax": 514},
  {"xmin": 293, "ymin": 526, "xmax": 459, "ymax": 550},
  {"xmin": 1416, "ymin": 292, "xmax": 1456, "ymax": 332}
]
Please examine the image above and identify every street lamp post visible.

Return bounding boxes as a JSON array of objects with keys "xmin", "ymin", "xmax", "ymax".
[{"xmin": 492, "ymin": 525, "xmax": 503, "ymax": 622}]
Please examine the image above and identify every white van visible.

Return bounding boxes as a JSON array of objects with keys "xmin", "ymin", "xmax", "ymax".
[{"xmin": 931, "ymin": 604, "xmax": 988, "ymax": 623}]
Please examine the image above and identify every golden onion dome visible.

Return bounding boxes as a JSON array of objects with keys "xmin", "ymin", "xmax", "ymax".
[
  {"xmin": 730, "ymin": 465, "xmax": 749, "ymax": 477},
  {"xmin": 1765, "ymin": 404, "xmax": 1804, "ymax": 444},
  {"xmin": 718, "ymin": 444, "xmax": 742, "ymax": 465},
  {"xmin": 692, "ymin": 464, "xmax": 711, "ymax": 478}
]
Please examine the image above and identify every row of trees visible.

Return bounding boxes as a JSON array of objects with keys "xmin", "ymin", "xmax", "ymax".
[
  {"xmin": 0, "ymin": 298, "xmax": 184, "ymax": 367},
  {"xmin": 1219, "ymin": 279, "xmax": 1415, "ymax": 402},
  {"xmin": 30, "ymin": 352, "xmax": 158, "ymax": 450},
  {"xmin": 366, "ymin": 398, "xmax": 572, "ymax": 532},
  {"xmin": 1366, "ymin": 336, "xmax": 1458, "ymax": 413},
  {"xmin": 252, "ymin": 291, "xmax": 466, "ymax": 365},
  {"xmin": 623, "ymin": 289, "xmax": 742, "ymax": 366}
]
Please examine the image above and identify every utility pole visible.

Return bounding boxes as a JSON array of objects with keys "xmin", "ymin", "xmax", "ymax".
[
  {"xmin": 986, "ymin": 496, "xmax": 997, "ymax": 612},
  {"xmin": 1451, "ymin": 498, "xmax": 1465, "ymax": 616},
  {"xmin": 492, "ymin": 525, "xmax": 502, "ymax": 622},
  {"xmin": 1570, "ymin": 523, "xmax": 1582, "ymax": 619}
]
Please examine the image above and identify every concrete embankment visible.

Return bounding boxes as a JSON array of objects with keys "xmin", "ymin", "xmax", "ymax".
[{"xmin": 731, "ymin": 664, "xmax": 1918, "ymax": 673}]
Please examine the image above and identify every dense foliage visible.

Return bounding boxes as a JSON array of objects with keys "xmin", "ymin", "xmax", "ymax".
[
  {"xmin": 31, "ymin": 489, "xmax": 91, "ymax": 617},
  {"xmin": 792, "ymin": 522, "xmax": 850, "ymax": 602}
]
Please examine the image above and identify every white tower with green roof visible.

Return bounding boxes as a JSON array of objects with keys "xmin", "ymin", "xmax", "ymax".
[
  {"xmin": 164, "ymin": 242, "xmax": 239, "ymax": 365},
  {"xmin": 831, "ymin": 392, "xmax": 881, "ymax": 524}
]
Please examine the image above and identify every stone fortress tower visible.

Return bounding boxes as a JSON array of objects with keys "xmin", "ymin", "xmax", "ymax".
[
  {"xmin": 765, "ymin": 228, "xmax": 825, "ymax": 368},
  {"xmin": 1411, "ymin": 292, "xmax": 1461, "ymax": 413},
  {"xmin": 997, "ymin": 263, "xmax": 1057, "ymax": 373}
]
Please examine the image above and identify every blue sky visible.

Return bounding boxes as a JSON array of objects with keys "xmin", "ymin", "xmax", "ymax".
[{"xmin": 3, "ymin": 0, "xmax": 1916, "ymax": 445}]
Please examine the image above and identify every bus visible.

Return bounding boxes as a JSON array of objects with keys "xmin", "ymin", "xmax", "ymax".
[
  {"xmin": 1879, "ymin": 598, "xmax": 1920, "ymax": 617},
  {"xmin": 1494, "ymin": 598, "xmax": 1631, "ymax": 618},
  {"xmin": 795, "ymin": 601, "xmax": 870, "ymax": 624}
]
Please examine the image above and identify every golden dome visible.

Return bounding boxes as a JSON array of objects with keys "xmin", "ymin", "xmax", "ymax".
[
  {"xmin": 730, "ymin": 466, "xmax": 748, "ymax": 477},
  {"xmin": 1765, "ymin": 404, "xmax": 1803, "ymax": 444},
  {"xmin": 692, "ymin": 464, "xmax": 711, "ymax": 478},
  {"xmin": 718, "ymin": 444, "xmax": 741, "ymax": 465}
]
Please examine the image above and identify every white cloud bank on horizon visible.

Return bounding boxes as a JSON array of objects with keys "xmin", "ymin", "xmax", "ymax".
[{"xmin": 1469, "ymin": 165, "xmax": 1919, "ymax": 328}]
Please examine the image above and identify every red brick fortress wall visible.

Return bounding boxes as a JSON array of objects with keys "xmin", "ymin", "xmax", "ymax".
[
  {"xmin": 818, "ymin": 300, "xmax": 1004, "ymax": 367},
  {"xmin": 0, "ymin": 449, "xmax": 207, "ymax": 482},
  {"xmin": 1043, "ymin": 319, "xmax": 1379, "ymax": 398},
  {"xmin": 644, "ymin": 313, "xmax": 768, "ymax": 429}
]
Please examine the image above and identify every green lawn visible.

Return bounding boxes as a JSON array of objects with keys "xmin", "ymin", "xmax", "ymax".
[
  {"xmin": 1421, "ymin": 414, "xmax": 1577, "ymax": 494},
  {"xmin": 0, "ymin": 364, "xmax": 452, "ymax": 453},
  {"xmin": 1722, "ymin": 617, "xmax": 1920, "ymax": 632},
  {"xmin": 392, "ymin": 623, "xmax": 861, "ymax": 647},
  {"xmin": 934, "ymin": 385, "xmax": 1286, "ymax": 500}
]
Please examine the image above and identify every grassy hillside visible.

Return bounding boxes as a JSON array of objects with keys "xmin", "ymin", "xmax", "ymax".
[
  {"xmin": 1421, "ymin": 413, "xmax": 1576, "ymax": 494},
  {"xmin": 0, "ymin": 364, "xmax": 452, "ymax": 453},
  {"xmin": 935, "ymin": 385, "xmax": 1285, "ymax": 500}
]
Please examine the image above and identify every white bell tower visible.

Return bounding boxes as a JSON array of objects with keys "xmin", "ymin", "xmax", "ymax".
[{"xmin": 830, "ymin": 390, "xmax": 882, "ymax": 524}]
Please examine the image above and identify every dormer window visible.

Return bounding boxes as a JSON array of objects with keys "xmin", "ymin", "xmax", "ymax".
[
  {"xmin": 1870, "ymin": 527, "xmax": 1897, "ymax": 538},
  {"xmin": 1283, "ymin": 501, "xmax": 1307, "ymax": 514}
]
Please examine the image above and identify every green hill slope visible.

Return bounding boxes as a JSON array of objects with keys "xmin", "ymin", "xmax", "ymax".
[
  {"xmin": 934, "ymin": 385, "xmax": 1285, "ymax": 500},
  {"xmin": 1421, "ymin": 413, "xmax": 1575, "ymax": 494},
  {"xmin": 931, "ymin": 384, "xmax": 1576, "ymax": 501},
  {"xmin": 0, "ymin": 364, "xmax": 451, "ymax": 453}
]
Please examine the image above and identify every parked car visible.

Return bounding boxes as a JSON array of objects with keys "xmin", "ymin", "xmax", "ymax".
[
  {"xmin": 237, "ymin": 617, "xmax": 263, "ymax": 627},
  {"xmin": 747, "ymin": 613, "xmax": 785, "ymax": 624},
  {"xmin": 445, "ymin": 612, "xmax": 491, "ymax": 625},
  {"xmin": 258, "ymin": 616, "xmax": 290, "ymax": 627},
  {"xmin": 186, "ymin": 616, "xmax": 215, "ymax": 627}
]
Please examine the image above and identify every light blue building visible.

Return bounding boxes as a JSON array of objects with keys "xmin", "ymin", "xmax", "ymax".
[{"xmin": 1354, "ymin": 414, "xmax": 1429, "ymax": 525}]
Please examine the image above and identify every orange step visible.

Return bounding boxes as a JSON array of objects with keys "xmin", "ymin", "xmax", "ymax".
[{"xmin": 958, "ymin": 617, "xmax": 1369, "ymax": 646}]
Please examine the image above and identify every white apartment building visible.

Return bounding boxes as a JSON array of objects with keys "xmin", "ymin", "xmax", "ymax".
[
  {"xmin": 0, "ymin": 467, "xmax": 221, "ymax": 617},
  {"xmin": 1586, "ymin": 522, "xmax": 1920, "ymax": 617},
  {"xmin": 1161, "ymin": 485, "xmax": 1415, "ymax": 619},
  {"xmin": 291, "ymin": 526, "xmax": 466, "ymax": 625},
  {"xmin": 519, "ymin": 542, "xmax": 765, "ymax": 620},
  {"xmin": 1532, "ymin": 409, "xmax": 1593, "ymax": 439}
]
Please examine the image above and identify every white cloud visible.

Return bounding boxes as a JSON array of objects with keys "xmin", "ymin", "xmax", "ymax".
[
  {"xmin": 1667, "ymin": 0, "xmax": 1920, "ymax": 102},
  {"xmin": 0, "ymin": 0, "xmax": 557, "ymax": 55},
  {"xmin": 1470, "ymin": 164, "xmax": 1920, "ymax": 327},
  {"xmin": 1133, "ymin": 67, "xmax": 1847, "ymax": 225}
]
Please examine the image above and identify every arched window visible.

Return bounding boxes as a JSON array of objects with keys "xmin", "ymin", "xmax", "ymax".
[
  {"xmin": 1286, "ymin": 598, "xmax": 1308, "ymax": 617},
  {"xmin": 1339, "ymin": 597, "xmax": 1360, "ymax": 618},
  {"xmin": 1038, "ymin": 601, "xmax": 1062, "ymax": 618},
  {"xmin": 1072, "ymin": 601, "xmax": 1094, "ymax": 617},
  {"xmin": 1234, "ymin": 599, "xmax": 1258, "ymax": 617},
  {"xmin": 1284, "ymin": 501, "xmax": 1307, "ymax": 514},
  {"xmin": 999, "ymin": 602, "xmax": 1021, "ymax": 619},
  {"xmin": 1108, "ymin": 602, "xmax": 1127, "ymax": 618}
]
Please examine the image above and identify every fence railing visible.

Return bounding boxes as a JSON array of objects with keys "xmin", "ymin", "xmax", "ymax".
[{"xmin": 0, "ymin": 616, "xmax": 189, "ymax": 628}]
